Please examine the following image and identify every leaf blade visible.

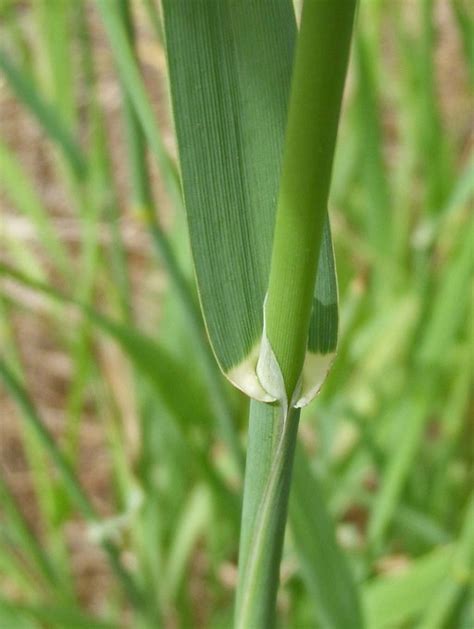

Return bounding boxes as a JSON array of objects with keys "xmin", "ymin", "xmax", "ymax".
[{"xmin": 162, "ymin": 0, "xmax": 339, "ymax": 404}]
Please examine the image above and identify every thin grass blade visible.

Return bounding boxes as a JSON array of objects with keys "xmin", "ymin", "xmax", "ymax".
[
  {"xmin": 290, "ymin": 442, "xmax": 364, "ymax": 629},
  {"xmin": 95, "ymin": 0, "xmax": 179, "ymax": 204},
  {"xmin": 0, "ymin": 139, "xmax": 70, "ymax": 276},
  {"xmin": 0, "ymin": 47, "xmax": 86, "ymax": 179},
  {"xmin": 0, "ymin": 475, "xmax": 61, "ymax": 590},
  {"xmin": 364, "ymin": 545, "xmax": 453, "ymax": 629}
]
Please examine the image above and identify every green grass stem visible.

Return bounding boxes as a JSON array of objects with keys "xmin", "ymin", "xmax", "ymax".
[
  {"xmin": 235, "ymin": 3, "xmax": 356, "ymax": 625},
  {"xmin": 265, "ymin": 0, "xmax": 356, "ymax": 398},
  {"xmin": 235, "ymin": 402, "xmax": 300, "ymax": 628}
]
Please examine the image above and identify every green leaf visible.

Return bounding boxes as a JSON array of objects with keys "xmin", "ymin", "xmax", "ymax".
[
  {"xmin": 418, "ymin": 494, "xmax": 474, "ymax": 629},
  {"xmin": 364, "ymin": 546, "xmax": 453, "ymax": 629},
  {"xmin": 99, "ymin": 0, "xmax": 244, "ymax": 471},
  {"xmin": 290, "ymin": 443, "xmax": 364, "ymax": 629},
  {"xmin": 0, "ymin": 47, "xmax": 86, "ymax": 179},
  {"xmin": 162, "ymin": 0, "xmax": 339, "ymax": 405},
  {"xmin": 163, "ymin": 484, "xmax": 212, "ymax": 602},
  {"xmin": 354, "ymin": 30, "xmax": 392, "ymax": 263},
  {"xmin": 95, "ymin": 0, "xmax": 179, "ymax": 205},
  {"xmin": 0, "ymin": 601, "xmax": 35, "ymax": 629},
  {"xmin": 417, "ymin": 222, "xmax": 473, "ymax": 366},
  {"xmin": 0, "ymin": 598, "xmax": 116, "ymax": 629},
  {"xmin": 0, "ymin": 139, "xmax": 70, "ymax": 276},
  {"xmin": 367, "ymin": 390, "xmax": 430, "ymax": 549},
  {"xmin": 0, "ymin": 475, "xmax": 61, "ymax": 590}
]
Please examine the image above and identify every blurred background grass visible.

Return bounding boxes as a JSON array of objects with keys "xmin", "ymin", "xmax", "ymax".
[{"xmin": 0, "ymin": 1, "xmax": 472, "ymax": 628}]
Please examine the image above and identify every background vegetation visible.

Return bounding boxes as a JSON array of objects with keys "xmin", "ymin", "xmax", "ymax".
[{"xmin": 0, "ymin": 1, "xmax": 472, "ymax": 627}]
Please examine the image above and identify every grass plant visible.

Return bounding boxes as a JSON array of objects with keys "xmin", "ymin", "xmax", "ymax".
[{"xmin": 0, "ymin": 1, "xmax": 472, "ymax": 627}]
